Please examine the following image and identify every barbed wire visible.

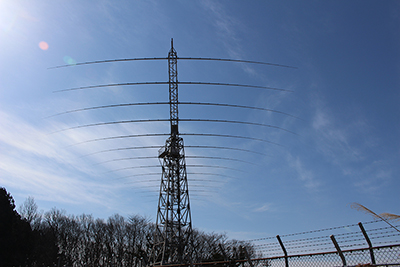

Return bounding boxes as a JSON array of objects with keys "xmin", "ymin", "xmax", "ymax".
[
  {"xmin": 253, "ymin": 222, "xmax": 400, "ymax": 257},
  {"xmin": 248, "ymin": 220, "xmax": 388, "ymax": 242}
]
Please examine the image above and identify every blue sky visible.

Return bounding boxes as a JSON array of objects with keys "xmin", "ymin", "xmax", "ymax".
[{"xmin": 1, "ymin": 0, "xmax": 399, "ymax": 242}]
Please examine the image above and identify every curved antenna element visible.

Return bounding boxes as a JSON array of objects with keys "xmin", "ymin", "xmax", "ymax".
[
  {"xmin": 117, "ymin": 172, "xmax": 237, "ymax": 181},
  {"xmin": 83, "ymin": 144, "xmax": 268, "ymax": 157},
  {"xmin": 53, "ymin": 81, "xmax": 291, "ymax": 93},
  {"xmin": 49, "ymin": 56, "xmax": 296, "ymax": 70},
  {"xmin": 181, "ymin": 133, "xmax": 283, "ymax": 147},
  {"xmin": 53, "ymin": 82, "xmax": 169, "ymax": 93},
  {"xmin": 185, "ymin": 145, "xmax": 269, "ymax": 156},
  {"xmin": 67, "ymin": 132, "xmax": 281, "ymax": 148},
  {"xmin": 49, "ymin": 57, "xmax": 168, "ymax": 69},
  {"xmin": 82, "ymin": 146, "xmax": 161, "ymax": 157},
  {"xmin": 94, "ymin": 156, "xmax": 158, "ymax": 165},
  {"xmin": 96, "ymin": 155, "xmax": 255, "ymax": 166},
  {"xmin": 179, "ymin": 81, "xmax": 292, "ymax": 92},
  {"xmin": 177, "ymin": 57, "xmax": 297, "ymax": 69},
  {"xmin": 55, "ymin": 118, "xmax": 296, "ymax": 135},
  {"xmin": 108, "ymin": 164, "xmax": 244, "ymax": 173},
  {"xmin": 70, "ymin": 133, "xmax": 169, "ymax": 146},
  {"xmin": 180, "ymin": 119, "xmax": 296, "ymax": 134},
  {"xmin": 49, "ymin": 101, "xmax": 300, "ymax": 120}
]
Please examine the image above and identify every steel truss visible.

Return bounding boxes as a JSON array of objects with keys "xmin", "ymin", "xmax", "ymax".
[{"xmin": 152, "ymin": 39, "xmax": 193, "ymax": 266}]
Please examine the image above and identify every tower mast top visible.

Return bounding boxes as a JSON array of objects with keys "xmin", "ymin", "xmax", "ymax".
[
  {"xmin": 153, "ymin": 40, "xmax": 192, "ymax": 265},
  {"xmin": 168, "ymin": 38, "xmax": 179, "ymax": 136}
]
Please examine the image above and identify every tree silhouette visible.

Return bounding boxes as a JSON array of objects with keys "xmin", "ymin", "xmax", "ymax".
[
  {"xmin": 2, "ymin": 189, "xmax": 256, "ymax": 266},
  {"xmin": 0, "ymin": 187, "xmax": 33, "ymax": 266}
]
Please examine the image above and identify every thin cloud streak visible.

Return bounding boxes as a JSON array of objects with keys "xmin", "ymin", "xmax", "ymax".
[
  {"xmin": 1, "ymin": 107, "xmax": 239, "ymax": 213},
  {"xmin": 253, "ymin": 203, "xmax": 273, "ymax": 213},
  {"xmin": 200, "ymin": 0, "xmax": 257, "ymax": 76},
  {"xmin": 308, "ymin": 95, "xmax": 395, "ymax": 195},
  {"xmin": 0, "ymin": 109, "xmax": 162, "ymax": 208},
  {"xmin": 288, "ymin": 155, "xmax": 320, "ymax": 191}
]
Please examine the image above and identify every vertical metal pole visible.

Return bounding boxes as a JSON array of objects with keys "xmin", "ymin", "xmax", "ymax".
[
  {"xmin": 242, "ymin": 246, "xmax": 254, "ymax": 267},
  {"xmin": 330, "ymin": 235, "xmax": 346, "ymax": 267},
  {"xmin": 218, "ymin": 243, "xmax": 228, "ymax": 267},
  {"xmin": 168, "ymin": 38, "xmax": 179, "ymax": 136},
  {"xmin": 358, "ymin": 222, "xmax": 376, "ymax": 265},
  {"xmin": 276, "ymin": 235, "xmax": 289, "ymax": 267},
  {"xmin": 152, "ymin": 39, "xmax": 192, "ymax": 266}
]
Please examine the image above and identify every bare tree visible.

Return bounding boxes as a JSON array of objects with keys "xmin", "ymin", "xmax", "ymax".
[
  {"xmin": 19, "ymin": 196, "xmax": 42, "ymax": 230},
  {"xmin": 10, "ymin": 195, "xmax": 258, "ymax": 266}
]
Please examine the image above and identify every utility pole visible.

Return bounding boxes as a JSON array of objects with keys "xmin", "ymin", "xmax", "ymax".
[{"xmin": 151, "ymin": 39, "xmax": 193, "ymax": 265}]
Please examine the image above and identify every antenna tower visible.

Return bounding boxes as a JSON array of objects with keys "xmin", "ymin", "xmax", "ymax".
[
  {"xmin": 152, "ymin": 39, "xmax": 193, "ymax": 265},
  {"xmin": 52, "ymin": 38, "xmax": 296, "ymax": 266}
]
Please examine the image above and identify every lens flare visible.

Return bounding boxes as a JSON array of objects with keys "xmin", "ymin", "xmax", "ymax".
[
  {"xmin": 63, "ymin": 56, "xmax": 76, "ymax": 65},
  {"xmin": 39, "ymin": 41, "xmax": 49, "ymax": 50}
]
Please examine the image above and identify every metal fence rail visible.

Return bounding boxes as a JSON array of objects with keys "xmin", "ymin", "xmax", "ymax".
[
  {"xmin": 245, "ymin": 221, "xmax": 400, "ymax": 267},
  {"xmin": 158, "ymin": 244, "xmax": 400, "ymax": 267},
  {"xmin": 155, "ymin": 220, "xmax": 400, "ymax": 267},
  {"xmin": 250, "ymin": 244, "xmax": 400, "ymax": 267}
]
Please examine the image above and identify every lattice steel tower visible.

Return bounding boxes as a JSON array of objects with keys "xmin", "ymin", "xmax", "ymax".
[{"xmin": 151, "ymin": 39, "xmax": 193, "ymax": 265}]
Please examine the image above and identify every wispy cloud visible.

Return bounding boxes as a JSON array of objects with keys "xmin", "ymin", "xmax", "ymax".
[
  {"xmin": 253, "ymin": 203, "xmax": 273, "ymax": 212},
  {"xmin": 288, "ymin": 155, "xmax": 320, "ymax": 190},
  {"xmin": 1, "ymin": 103, "xmax": 241, "ymax": 216},
  {"xmin": 200, "ymin": 1, "xmax": 258, "ymax": 76},
  {"xmin": 308, "ymin": 94, "xmax": 394, "ymax": 194},
  {"xmin": 201, "ymin": 1, "xmax": 240, "ymax": 49},
  {"xmin": 346, "ymin": 160, "xmax": 393, "ymax": 195},
  {"xmin": 0, "ymin": 109, "xmax": 164, "ymax": 207},
  {"xmin": 311, "ymin": 107, "xmax": 362, "ymax": 164}
]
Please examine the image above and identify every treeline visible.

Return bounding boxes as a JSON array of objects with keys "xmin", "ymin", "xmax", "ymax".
[{"xmin": 0, "ymin": 187, "xmax": 257, "ymax": 267}]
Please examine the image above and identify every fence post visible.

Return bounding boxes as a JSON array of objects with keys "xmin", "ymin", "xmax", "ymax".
[
  {"xmin": 330, "ymin": 235, "xmax": 346, "ymax": 267},
  {"xmin": 218, "ymin": 243, "xmax": 228, "ymax": 267},
  {"xmin": 241, "ymin": 246, "xmax": 254, "ymax": 267},
  {"xmin": 358, "ymin": 222, "xmax": 376, "ymax": 265},
  {"xmin": 276, "ymin": 235, "xmax": 289, "ymax": 267}
]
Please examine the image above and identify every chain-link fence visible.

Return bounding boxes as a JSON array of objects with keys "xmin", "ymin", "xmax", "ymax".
[
  {"xmin": 156, "ymin": 221, "xmax": 400, "ymax": 267},
  {"xmin": 161, "ymin": 244, "xmax": 400, "ymax": 267},
  {"xmin": 244, "ymin": 220, "xmax": 400, "ymax": 267},
  {"xmin": 249, "ymin": 244, "xmax": 400, "ymax": 267},
  {"xmin": 187, "ymin": 220, "xmax": 400, "ymax": 267}
]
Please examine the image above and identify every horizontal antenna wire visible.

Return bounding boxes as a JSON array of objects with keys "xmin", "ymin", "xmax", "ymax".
[
  {"xmin": 82, "ymin": 146, "xmax": 160, "ymax": 157},
  {"xmin": 118, "ymin": 172, "xmax": 237, "ymax": 180},
  {"xmin": 94, "ymin": 156, "xmax": 158, "ymax": 165},
  {"xmin": 48, "ymin": 57, "xmax": 168, "ymax": 69},
  {"xmin": 96, "ymin": 155, "xmax": 256, "ymax": 166},
  {"xmin": 123, "ymin": 178, "xmax": 224, "ymax": 184},
  {"xmin": 53, "ymin": 81, "xmax": 292, "ymax": 93},
  {"xmin": 132, "ymin": 184, "xmax": 218, "ymax": 189},
  {"xmin": 185, "ymin": 145, "xmax": 269, "ymax": 156},
  {"xmin": 186, "ymin": 155, "xmax": 256, "ymax": 165},
  {"xmin": 180, "ymin": 81, "xmax": 292, "ymax": 92},
  {"xmin": 70, "ymin": 133, "xmax": 169, "ymax": 146},
  {"xmin": 54, "ymin": 118, "xmax": 296, "ymax": 135},
  {"xmin": 113, "ymin": 173, "xmax": 160, "ymax": 180},
  {"xmin": 126, "ymin": 188, "xmax": 218, "ymax": 195},
  {"xmin": 83, "ymin": 145, "xmax": 268, "ymax": 157},
  {"xmin": 187, "ymin": 172, "xmax": 237, "ymax": 179},
  {"xmin": 49, "ymin": 101, "xmax": 300, "ymax": 121},
  {"xmin": 181, "ymin": 119, "xmax": 296, "ymax": 135},
  {"xmin": 107, "ymin": 164, "xmax": 244, "ymax": 173},
  {"xmin": 48, "ymin": 56, "xmax": 296, "ymax": 69},
  {"xmin": 69, "ymin": 132, "xmax": 281, "ymax": 148},
  {"xmin": 177, "ymin": 57, "xmax": 297, "ymax": 69}
]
